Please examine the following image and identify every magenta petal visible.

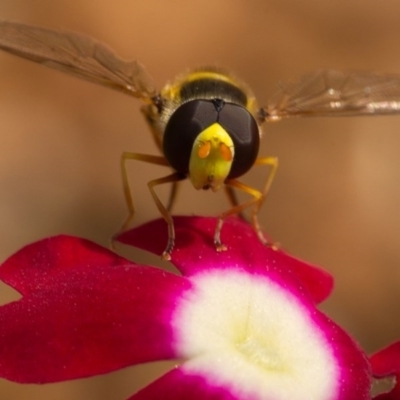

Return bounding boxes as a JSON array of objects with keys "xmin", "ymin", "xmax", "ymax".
[
  {"xmin": 117, "ymin": 216, "xmax": 333, "ymax": 303},
  {"xmin": 371, "ymin": 341, "xmax": 400, "ymax": 377},
  {"xmin": 0, "ymin": 235, "xmax": 128, "ymax": 295},
  {"xmin": 0, "ymin": 236, "xmax": 190, "ymax": 383},
  {"xmin": 128, "ymin": 367, "xmax": 237, "ymax": 400},
  {"xmin": 371, "ymin": 342, "xmax": 400, "ymax": 399},
  {"xmin": 272, "ymin": 250, "xmax": 333, "ymax": 303}
]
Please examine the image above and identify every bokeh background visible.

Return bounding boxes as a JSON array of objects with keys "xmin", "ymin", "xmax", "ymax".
[{"xmin": 0, "ymin": 1, "xmax": 399, "ymax": 398}]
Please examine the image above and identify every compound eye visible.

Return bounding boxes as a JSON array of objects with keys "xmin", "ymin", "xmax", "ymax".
[
  {"xmin": 163, "ymin": 100, "xmax": 218, "ymax": 174},
  {"xmin": 218, "ymin": 103, "xmax": 260, "ymax": 179}
]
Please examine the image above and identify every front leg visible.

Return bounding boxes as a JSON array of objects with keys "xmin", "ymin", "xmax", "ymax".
[
  {"xmin": 113, "ymin": 152, "xmax": 169, "ymax": 242},
  {"xmin": 215, "ymin": 156, "xmax": 278, "ymax": 250},
  {"xmin": 147, "ymin": 172, "xmax": 187, "ymax": 260}
]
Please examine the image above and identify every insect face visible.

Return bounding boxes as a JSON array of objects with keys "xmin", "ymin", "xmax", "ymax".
[{"xmin": 162, "ymin": 98, "xmax": 260, "ymax": 192}]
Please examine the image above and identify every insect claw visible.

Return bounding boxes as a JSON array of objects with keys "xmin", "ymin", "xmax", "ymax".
[
  {"xmin": 254, "ymin": 227, "xmax": 280, "ymax": 251},
  {"xmin": 214, "ymin": 236, "xmax": 228, "ymax": 252},
  {"xmin": 213, "ymin": 218, "xmax": 227, "ymax": 252},
  {"xmin": 161, "ymin": 237, "xmax": 174, "ymax": 261},
  {"xmin": 267, "ymin": 241, "xmax": 281, "ymax": 251},
  {"xmin": 215, "ymin": 242, "xmax": 228, "ymax": 252}
]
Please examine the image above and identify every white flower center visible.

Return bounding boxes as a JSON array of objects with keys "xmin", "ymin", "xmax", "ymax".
[{"xmin": 172, "ymin": 269, "xmax": 338, "ymax": 400}]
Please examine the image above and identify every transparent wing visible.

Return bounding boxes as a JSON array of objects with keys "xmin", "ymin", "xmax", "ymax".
[
  {"xmin": 0, "ymin": 20, "xmax": 157, "ymax": 101},
  {"xmin": 262, "ymin": 69, "xmax": 400, "ymax": 121}
]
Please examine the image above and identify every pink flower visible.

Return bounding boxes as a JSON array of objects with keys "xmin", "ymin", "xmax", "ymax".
[{"xmin": 0, "ymin": 216, "xmax": 395, "ymax": 399}]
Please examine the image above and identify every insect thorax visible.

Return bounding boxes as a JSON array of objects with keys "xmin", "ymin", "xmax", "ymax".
[{"xmin": 158, "ymin": 67, "xmax": 259, "ymax": 132}]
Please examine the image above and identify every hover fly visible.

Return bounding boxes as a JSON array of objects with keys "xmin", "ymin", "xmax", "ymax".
[{"xmin": 1, "ymin": 20, "xmax": 400, "ymax": 260}]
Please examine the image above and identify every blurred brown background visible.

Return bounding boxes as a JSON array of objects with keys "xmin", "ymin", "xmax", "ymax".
[{"xmin": 0, "ymin": 1, "xmax": 399, "ymax": 398}]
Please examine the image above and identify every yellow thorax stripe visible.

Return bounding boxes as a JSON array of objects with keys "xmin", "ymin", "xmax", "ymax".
[{"xmin": 184, "ymin": 71, "xmax": 236, "ymax": 85}]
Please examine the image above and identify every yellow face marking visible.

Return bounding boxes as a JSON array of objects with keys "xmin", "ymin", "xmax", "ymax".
[{"xmin": 189, "ymin": 123, "xmax": 235, "ymax": 192}]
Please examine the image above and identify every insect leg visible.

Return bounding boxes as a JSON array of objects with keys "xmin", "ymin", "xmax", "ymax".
[
  {"xmin": 148, "ymin": 172, "xmax": 187, "ymax": 260},
  {"xmin": 114, "ymin": 152, "xmax": 169, "ymax": 241},
  {"xmin": 224, "ymin": 185, "xmax": 246, "ymax": 221},
  {"xmin": 166, "ymin": 181, "xmax": 180, "ymax": 212},
  {"xmin": 251, "ymin": 156, "xmax": 279, "ymax": 244},
  {"xmin": 215, "ymin": 156, "xmax": 278, "ymax": 250}
]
